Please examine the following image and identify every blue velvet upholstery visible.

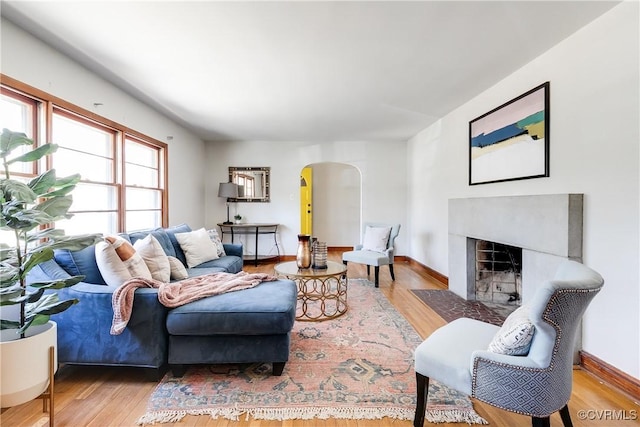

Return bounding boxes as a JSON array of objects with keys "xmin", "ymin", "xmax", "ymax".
[
  {"xmin": 54, "ymin": 246, "xmax": 107, "ymax": 285},
  {"xmin": 28, "ymin": 224, "xmax": 297, "ymax": 377},
  {"xmin": 167, "ymin": 281, "xmax": 297, "ymax": 336}
]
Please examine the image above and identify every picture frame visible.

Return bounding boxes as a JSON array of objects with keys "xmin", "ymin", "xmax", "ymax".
[{"xmin": 469, "ymin": 82, "xmax": 550, "ymax": 185}]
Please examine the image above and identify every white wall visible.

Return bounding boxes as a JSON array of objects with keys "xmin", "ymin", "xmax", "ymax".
[
  {"xmin": 407, "ymin": 3, "xmax": 639, "ymax": 378},
  {"xmin": 309, "ymin": 162, "xmax": 360, "ymax": 247},
  {"xmin": 204, "ymin": 140, "xmax": 407, "ymax": 256},
  {"xmin": 0, "ymin": 18, "xmax": 207, "ymax": 228}
]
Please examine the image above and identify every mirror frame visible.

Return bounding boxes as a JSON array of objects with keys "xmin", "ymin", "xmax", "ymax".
[{"xmin": 228, "ymin": 166, "xmax": 270, "ymax": 202}]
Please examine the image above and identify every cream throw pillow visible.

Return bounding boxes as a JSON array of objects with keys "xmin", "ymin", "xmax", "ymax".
[
  {"xmin": 133, "ymin": 234, "xmax": 170, "ymax": 283},
  {"xmin": 167, "ymin": 256, "xmax": 189, "ymax": 280},
  {"xmin": 488, "ymin": 305, "xmax": 535, "ymax": 356},
  {"xmin": 95, "ymin": 236, "xmax": 152, "ymax": 287},
  {"xmin": 175, "ymin": 227, "xmax": 220, "ymax": 268},
  {"xmin": 362, "ymin": 226, "xmax": 392, "ymax": 253}
]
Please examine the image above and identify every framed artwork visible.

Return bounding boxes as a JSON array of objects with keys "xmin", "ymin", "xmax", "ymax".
[{"xmin": 469, "ymin": 82, "xmax": 550, "ymax": 185}]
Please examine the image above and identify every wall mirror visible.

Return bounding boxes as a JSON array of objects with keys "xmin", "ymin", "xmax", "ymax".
[{"xmin": 228, "ymin": 167, "xmax": 270, "ymax": 202}]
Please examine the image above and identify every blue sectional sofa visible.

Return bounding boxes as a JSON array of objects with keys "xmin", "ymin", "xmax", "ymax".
[{"xmin": 28, "ymin": 224, "xmax": 297, "ymax": 379}]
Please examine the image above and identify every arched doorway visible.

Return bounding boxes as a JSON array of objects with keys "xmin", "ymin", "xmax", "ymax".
[{"xmin": 300, "ymin": 162, "xmax": 361, "ymax": 246}]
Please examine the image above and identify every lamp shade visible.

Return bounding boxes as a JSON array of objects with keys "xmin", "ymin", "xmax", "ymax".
[{"xmin": 218, "ymin": 182, "xmax": 238, "ymax": 199}]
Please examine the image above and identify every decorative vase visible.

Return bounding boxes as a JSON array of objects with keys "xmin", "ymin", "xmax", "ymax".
[
  {"xmin": 0, "ymin": 321, "xmax": 57, "ymax": 408},
  {"xmin": 296, "ymin": 234, "xmax": 312, "ymax": 269},
  {"xmin": 312, "ymin": 241, "xmax": 328, "ymax": 269}
]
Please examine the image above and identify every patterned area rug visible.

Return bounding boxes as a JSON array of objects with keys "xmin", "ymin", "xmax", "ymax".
[
  {"xmin": 411, "ymin": 289, "xmax": 506, "ymax": 326},
  {"xmin": 138, "ymin": 279, "xmax": 487, "ymax": 425}
]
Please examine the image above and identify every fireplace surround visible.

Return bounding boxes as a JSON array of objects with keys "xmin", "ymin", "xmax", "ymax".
[{"xmin": 448, "ymin": 194, "xmax": 583, "ymax": 304}]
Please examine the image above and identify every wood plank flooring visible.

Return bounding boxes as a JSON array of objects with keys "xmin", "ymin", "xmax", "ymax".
[{"xmin": 2, "ymin": 253, "xmax": 639, "ymax": 426}]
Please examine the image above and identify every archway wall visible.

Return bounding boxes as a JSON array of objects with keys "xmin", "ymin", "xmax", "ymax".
[{"xmin": 205, "ymin": 140, "xmax": 408, "ymax": 256}]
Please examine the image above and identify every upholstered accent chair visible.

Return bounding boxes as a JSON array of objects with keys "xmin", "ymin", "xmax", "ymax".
[
  {"xmin": 413, "ymin": 260, "xmax": 604, "ymax": 427},
  {"xmin": 342, "ymin": 223, "xmax": 400, "ymax": 287}
]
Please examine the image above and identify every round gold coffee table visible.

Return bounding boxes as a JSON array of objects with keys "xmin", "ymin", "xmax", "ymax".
[{"xmin": 274, "ymin": 260, "xmax": 348, "ymax": 321}]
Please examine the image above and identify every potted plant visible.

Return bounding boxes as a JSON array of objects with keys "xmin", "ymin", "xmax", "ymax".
[
  {"xmin": 0, "ymin": 129, "xmax": 100, "ymax": 408},
  {"xmin": 234, "ymin": 214, "xmax": 242, "ymax": 224}
]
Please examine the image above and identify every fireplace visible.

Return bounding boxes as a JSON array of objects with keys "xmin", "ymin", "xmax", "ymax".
[
  {"xmin": 472, "ymin": 239, "xmax": 522, "ymax": 316},
  {"xmin": 448, "ymin": 194, "xmax": 583, "ymax": 305}
]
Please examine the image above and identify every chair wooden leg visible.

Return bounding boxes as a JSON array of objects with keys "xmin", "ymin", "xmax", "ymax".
[
  {"xmin": 389, "ymin": 264, "xmax": 395, "ymax": 281},
  {"xmin": 559, "ymin": 404, "xmax": 573, "ymax": 427},
  {"xmin": 374, "ymin": 266, "xmax": 379, "ymax": 287},
  {"xmin": 366, "ymin": 265, "xmax": 370, "ymax": 276},
  {"xmin": 414, "ymin": 372, "xmax": 429, "ymax": 427},
  {"xmin": 532, "ymin": 417, "xmax": 551, "ymax": 427}
]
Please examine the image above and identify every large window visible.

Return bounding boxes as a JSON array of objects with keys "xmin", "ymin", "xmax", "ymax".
[{"xmin": 1, "ymin": 77, "xmax": 168, "ymax": 238}]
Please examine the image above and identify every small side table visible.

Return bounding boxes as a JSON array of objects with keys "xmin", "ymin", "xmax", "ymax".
[
  {"xmin": 274, "ymin": 260, "xmax": 348, "ymax": 322},
  {"xmin": 217, "ymin": 223, "xmax": 280, "ymax": 266}
]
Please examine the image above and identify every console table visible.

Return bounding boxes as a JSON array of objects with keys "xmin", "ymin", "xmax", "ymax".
[{"xmin": 217, "ymin": 223, "xmax": 280, "ymax": 266}]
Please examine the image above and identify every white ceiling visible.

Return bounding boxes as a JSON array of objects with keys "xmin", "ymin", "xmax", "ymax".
[{"xmin": 2, "ymin": 1, "xmax": 619, "ymax": 142}]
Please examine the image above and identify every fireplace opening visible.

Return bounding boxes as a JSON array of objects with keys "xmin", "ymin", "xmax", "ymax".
[{"xmin": 474, "ymin": 240, "xmax": 522, "ymax": 316}]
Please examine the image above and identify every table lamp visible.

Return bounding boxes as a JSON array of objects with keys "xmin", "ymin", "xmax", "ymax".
[{"xmin": 218, "ymin": 182, "xmax": 238, "ymax": 224}]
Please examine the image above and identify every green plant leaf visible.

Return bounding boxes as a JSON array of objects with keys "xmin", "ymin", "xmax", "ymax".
[
  {"xmin": 26, "ymin": 227, "xmax": 65, "ymax": 242},
  {"xmin": 39, "ymin": 234, "xmax": 102, "ymax": 252},
  {"xmin": 1, "ymin": 179, "xmax": 37, "ymax": 203},
  {"xmin": 0, "ymin": 287, "xmax": 44, "ymax": 305},
  {"xmin": 29, "ymin": 275, "xmax": 85, "ymax": 290},
  {"xmin": 22, "ymin": 247, "xmax": 54, "ymax": 276},
  {"xmin": 28, "ymin": 169, "xmax": 57, "ymax": 196},
  {"xmin": 26, "ymin": 293, "xmax": 78, "ymax": 318},
  {"xmin": 0, "ymin": 284, "xmax": 24, "ymax": 304},
  {"xmin": 0, "ymin": 265, "xmax": 19, "ymax": 285},
  {"xmin": 54, "ymin": 173, "xmax": 81, "ymax": 188},
  {"xmin": 34, "ymin": 195, "xmax": 73, "ymax": 219},
  {"xmin": 6, "ymin": 143, "xmax": 58, "ymax": 165},
  {"xmin": 0, "ymin": 319, "xmax": 21, "ymax": 330},
  {"xmin": 0, "ymin": 129, "xmax": 32, "ymax": 157}
]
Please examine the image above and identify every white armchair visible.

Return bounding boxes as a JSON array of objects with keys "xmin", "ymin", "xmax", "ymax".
[
  {"xmin": 413, "ymin": 260, "xmax": 604, "ymax": 427},
  {"xmin": 342, "ymin": 223, "xmax": 400, "ymax": 287}
]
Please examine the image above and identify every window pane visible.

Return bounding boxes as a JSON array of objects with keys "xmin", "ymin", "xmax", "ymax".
[
  {"xmin": 126, "ymin": 163, "xmax": 157, "ymax": 187},
  {"xmin": 126, "ymin": 139, "xmax": 158, "ymax": 168},
  {"xmin": 126, "ymin": 187, "xmax": 161, "ymax": 210},
  {"xmin": 54, "ymin": 147, "xmax": 113, "ymax": 183},
  {"xmin": 70, "ymin": 183, "xmax": 117, "ymax": 212},
  {"xmin": 56, "ymin": 212, "xmax": 117, "ymax": 236},
  {"xmin": 1, "ymin": 93, "xmax": 35, "ymax": 175},
  {"xmin": 52, "ymin": 113, "xmax": 113, "ymax": 157},
  {"xmin": 126, "ymin": 211, "xmax": 161, "ymax": 232}
]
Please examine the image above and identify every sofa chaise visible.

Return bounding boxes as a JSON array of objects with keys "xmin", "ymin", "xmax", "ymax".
[{"xmin": 28, "ymin": 224, "xmax": 297, "ymax": 379}]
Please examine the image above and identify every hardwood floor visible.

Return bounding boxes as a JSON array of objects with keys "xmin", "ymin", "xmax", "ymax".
[{"xmin": 2, "ymin": 253, "xmax": 639, "ymax": 426}]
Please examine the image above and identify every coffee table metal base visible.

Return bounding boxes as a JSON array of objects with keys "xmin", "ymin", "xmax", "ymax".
[{"xmin": 274, "ymin": 261, "xmax": 348, "ymax": 322}]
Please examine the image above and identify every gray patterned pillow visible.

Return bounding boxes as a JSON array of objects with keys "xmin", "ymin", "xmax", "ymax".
[{"xmin": 488, "ymin": 305, "xmax": 535, "ymax": 356}]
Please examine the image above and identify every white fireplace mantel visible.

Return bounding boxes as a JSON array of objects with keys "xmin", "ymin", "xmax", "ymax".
[{"xmin": 448, "ymin": 194, "xmax": 583, "ymax": 303}]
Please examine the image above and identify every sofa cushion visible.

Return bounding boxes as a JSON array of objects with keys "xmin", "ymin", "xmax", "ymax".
[
  {"xmin": 175, "ymin": 227, "xmax": 220, "ymax": 268},
  {"xmin": 164, "ymin": 223, "xmax": 192, "ymax": 266},
  {"xmin": 95, "ymin": 236, "xmax": 153, "ymax": 287},
  {"xmin": 128, "ymin": 228, "xmax": 176, "ymax": 259},
  {"xmin": 134, "ymin": 234, "xmax": 171, "ymax": 282},
  {"xmin": 166, "ymin": 280, "xmax": 297, "ymax": 336},
  {"xmin": 362, "ymin": 225, "xmax": 391, "ymax": 253},
  {"xmin": 54, "ymin": 245, "xmax": 106, "ymax": 285},
  {"xmin": 195, "ymin": 256, "xmax": 243, "ymax": 274},
  {"xmin": 207, "ymin": 229, "xmax": 226, "ymax": 257}
]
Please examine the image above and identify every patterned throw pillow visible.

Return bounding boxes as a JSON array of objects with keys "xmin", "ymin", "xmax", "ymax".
[
  {"xmin": 207, "ymin": 229, "xmax": 226, "ymax": 257},
  {"xmin": 488, "ymin": 305, "xmax": 535, "ymax": 356},
  {"xmin": 95, "ymin": 235, "xmax": 153, "ymax": 287}
]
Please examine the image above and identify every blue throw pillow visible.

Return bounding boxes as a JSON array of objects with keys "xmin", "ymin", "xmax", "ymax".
[
  {"xmin": 54, "ymin": 245, "xmax": 107, "ymax": 285},
  {"xmin": 164, "ymin": 224, "xmax": 192, "ymax": 266}
]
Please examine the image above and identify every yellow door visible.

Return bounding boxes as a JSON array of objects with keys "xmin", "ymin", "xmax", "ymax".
[{"xmin": 300, "ymin": 167, "xmax": 312, "ymax": 234}]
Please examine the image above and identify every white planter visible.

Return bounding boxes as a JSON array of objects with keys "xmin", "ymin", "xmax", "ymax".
[{"xmin": 0, "ymin": 321, "xmax": 57, "ymax": 408}]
